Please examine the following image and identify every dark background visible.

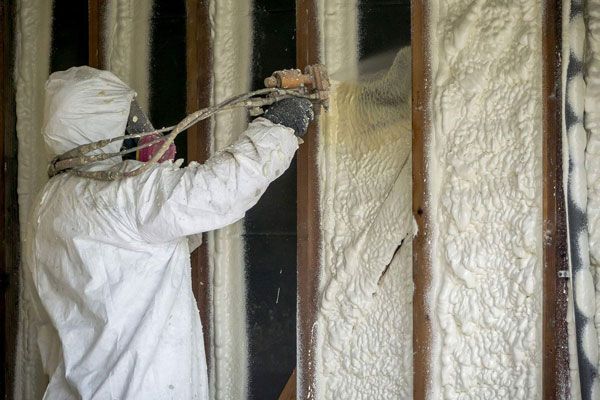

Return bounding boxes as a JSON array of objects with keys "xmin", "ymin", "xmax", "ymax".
[
  {"xmin": 246, "ymin": 1, "xmax": 297, "ymax": 398},
  {"xmin": 51, "ymin": 0, "xmax": 88, "ymax": 72},
  {"xmin": 359, "ymin": 0, "xmax": 411, "ymax": 61}
]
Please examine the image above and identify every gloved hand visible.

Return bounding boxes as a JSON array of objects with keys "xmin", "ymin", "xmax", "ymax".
[{"xmin": 262, "ymin": 97, "xmax": 314, "ymax": 137}]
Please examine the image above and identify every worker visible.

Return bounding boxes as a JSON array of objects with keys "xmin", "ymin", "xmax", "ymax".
[{"xmin": 26, "ymin": 66, "xmax": 313, "ymax": 399}]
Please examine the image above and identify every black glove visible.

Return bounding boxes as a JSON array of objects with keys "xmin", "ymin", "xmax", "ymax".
[{"xmin": 262, "ymin": 98, "xmax": 314, "ymax": 137}]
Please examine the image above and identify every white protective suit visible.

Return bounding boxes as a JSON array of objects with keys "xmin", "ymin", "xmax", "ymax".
[{"xmin": 26, "ymin": 66, "xmax": 299, "ymax": 399}]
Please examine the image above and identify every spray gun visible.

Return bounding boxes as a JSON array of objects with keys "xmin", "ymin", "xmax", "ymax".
[
  {"xmin": 47, "ymin": 64, "xmax": 330, "ymax": 181},
  {"xmin": 263, "ymin": 64, "xmax": 330, "ymax": 109},
  {"xmin": 231, "ymin": 64, "xmax": 330, "ymax": 117}
]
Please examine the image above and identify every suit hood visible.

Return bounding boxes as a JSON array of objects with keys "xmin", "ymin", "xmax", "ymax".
[{"xmin": 42, "ymin": 66, "xmax": 135, "ymax": 158}]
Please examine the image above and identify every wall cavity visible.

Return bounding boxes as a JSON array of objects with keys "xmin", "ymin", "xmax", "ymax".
[
  {"xmin": 314, "ymin": 2, "xmax": 414, "ymax": 397},
  {"xmin": 207, "ymin": 1, "xmax": 252, "ymax": 399},
  {"xmin": 428, "ymin": 1, "xmax": 543, "ymax": 398},
  {"xmin": 316, "ymin": 51, "xmax": 413, "ymax": 399},
  {"xmin": 13, "ymin": 0, "xmax": 53, "ymax": 399}
]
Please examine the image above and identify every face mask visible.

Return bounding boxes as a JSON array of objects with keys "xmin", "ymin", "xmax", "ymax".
[{"xmin": 126, "ymin": 99, "xmax": 176, "ymax": 163}]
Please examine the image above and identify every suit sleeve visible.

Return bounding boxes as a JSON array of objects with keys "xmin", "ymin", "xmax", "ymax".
[{"xmin": 133, "ymin": 118, "xmax": 299, "ymax": 243}]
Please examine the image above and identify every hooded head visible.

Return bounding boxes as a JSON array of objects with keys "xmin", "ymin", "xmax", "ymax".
[{"xmin": 42, "ymin": 66, "xmax": 136, "ymax": 160}]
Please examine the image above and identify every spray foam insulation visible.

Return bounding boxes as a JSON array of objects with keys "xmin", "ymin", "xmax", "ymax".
[
  {"xmin": 428, "ymin": 1, "xmax": 543, "ymax": 398},
  {"xmin": 315, "ymin": 47, "xmax": 414, "ymax": 399}
]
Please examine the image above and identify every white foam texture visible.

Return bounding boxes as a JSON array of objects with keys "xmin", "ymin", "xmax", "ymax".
[
  {"xmin": 13, "ymin": 1, "xmax": 53, "ymax": 398},
  {"xmin": 585, "ymin": 0, "xmax": 600, "ymax": 379},
  {"xmin": 103, "ymin": 0, "xmax": 154, "ymax": 113},
  {"xmin": 428, "ymin": 1, "xmax": 543, "ymax": 398},
  {"xmin": 207, "ymin": 1, "xmax": 252, "ymax": 399}
]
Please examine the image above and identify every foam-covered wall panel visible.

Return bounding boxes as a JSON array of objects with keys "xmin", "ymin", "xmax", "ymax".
[
  {"xmin": 103, "ymin": 0, "xmax": 154, "ymax": 112},
  {"xmin": 314, "ymin": 2, "xmax": 414, "ymax": 398},
  {"xmin": 316, "ymin": 52, "xmax": 413, "ymax": 400},
  {"xmin": 13, "ymin": 0, "xmax": 53, "ymax": 398},
  {"xmin": 428, "ymin": 1, "xmax": 543, "ymax": 398}
]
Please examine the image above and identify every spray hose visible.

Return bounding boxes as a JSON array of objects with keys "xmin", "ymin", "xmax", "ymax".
[{"xmin": 48, "ymin": 87, "xmax": 325, "ymax": 181}]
